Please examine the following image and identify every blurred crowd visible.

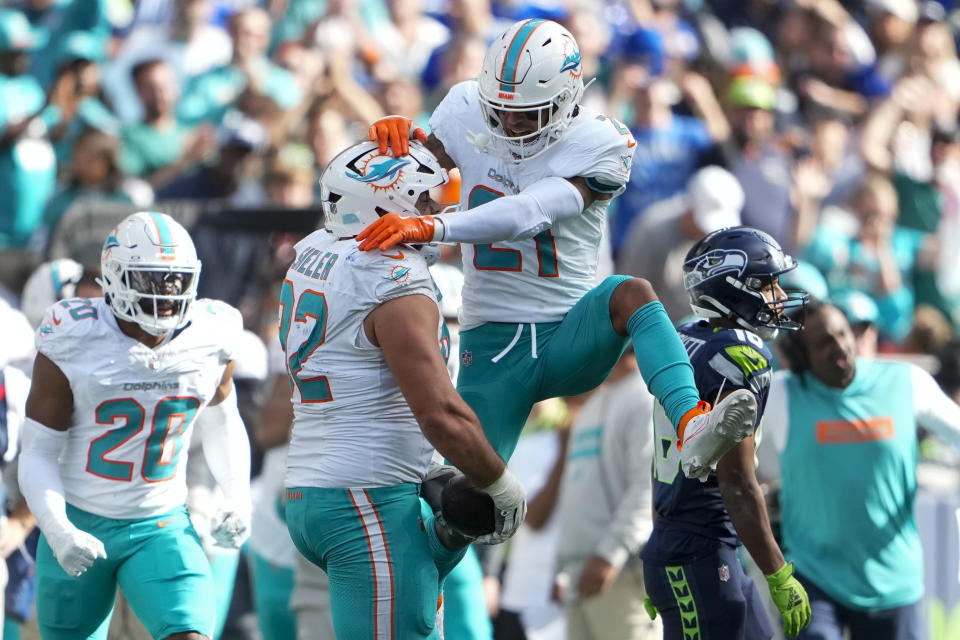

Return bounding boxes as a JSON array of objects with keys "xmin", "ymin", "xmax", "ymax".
[{"xmin": 4, "ymin": 0, "xmax": 960, "ymax": 638}]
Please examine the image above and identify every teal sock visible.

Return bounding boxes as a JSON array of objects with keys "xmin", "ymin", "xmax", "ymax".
[{"xmin": 627, "ymin": 302, "xmax": 701, "ymax": 431}]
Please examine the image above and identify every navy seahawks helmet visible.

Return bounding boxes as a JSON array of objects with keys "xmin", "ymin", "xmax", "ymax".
[{"xmin": 683, "ymin": 226, "xmax": 807, "ymax": 340}]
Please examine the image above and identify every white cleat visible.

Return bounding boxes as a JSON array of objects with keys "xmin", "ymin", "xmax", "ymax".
[{"xmin": 678, "ymin": 389, "xmax": 758, "ymax": 482}]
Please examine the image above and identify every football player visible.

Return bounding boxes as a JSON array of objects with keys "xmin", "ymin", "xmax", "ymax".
[
  {"xmin": 18, "ymin": 211, "xmax": 251, "ymax": 640},
  {"xmin": 360, "ymin": 18, "xmax": 756, "ymax": 478},
  {"xmin": 641, "ymin": 227, "xmax": 812, "ymax": 639},
  {"xmin": 282, "ymin": 140, "xmax": 526, "ymax": 639}
]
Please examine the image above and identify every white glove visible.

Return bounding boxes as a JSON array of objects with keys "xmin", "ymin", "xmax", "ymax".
[
  {"xmin": 210, "ymin": 510, "xmax": 250, "ymax": 549},
  {"xmin": 475, "ymin": 468, "xmax": 527, "ymax": 544},
  {"xmin": 46, "ymin": 525, "xmax": 107, "ymax": 577}
]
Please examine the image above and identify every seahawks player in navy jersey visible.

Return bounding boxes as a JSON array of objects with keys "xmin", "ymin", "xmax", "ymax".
[{"xmin": 642, "ymin": 227, "xmax": 812, "ymax": 639}]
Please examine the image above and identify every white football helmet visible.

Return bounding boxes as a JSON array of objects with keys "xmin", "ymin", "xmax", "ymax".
[
  {"xmin": 99, "ymin": 211, "xmax": 201, "ymax": 337},
  {"xmin": 320, "ymin": 140, "xmax": 449, "ymax": 238},
  {"xmin": 21, "ymin": 258, "xmax": 84, "ymax": 328},
  {"xmin": 477, "ymin": 18, "xmax": 585, "ymax": 161}
]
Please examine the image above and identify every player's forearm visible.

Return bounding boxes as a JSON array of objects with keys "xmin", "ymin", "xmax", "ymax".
[
  {"xmin": 197, "ymin": 386, "xmax": 252, "ymax": 508},
  {"xmin": 719, "ymin": 471, "xmax": 785, "ymax": 574},
  {"xmin": 418, "ymin": 404, "xmax": 505, "ymax": 487},
  {"xmin": 17, "ymin": 418, "xmax": 73, "ymax": 536},
  {"xmin": 437, "ymin": 176, "xmax": 583, "ymax": 244}
]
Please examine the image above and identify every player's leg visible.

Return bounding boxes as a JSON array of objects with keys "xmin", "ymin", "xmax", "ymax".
[
  {"xmin": 457, "ymin": 323, "xmax": 542, "ymax": 460},
  {"xmin": 117, "ymin": 507, "xmax": 216, "ymax": 640},
  {"xmin": 250, "ymin": 551, "xmax": 297, "ymax": 640},
  {"xmin": 643, "ymin": 544, "xmax": 773, "ymax": 640},
  {"xmin": 608, "ymin": 276, "xmax": 757, "ymax": 478},
  {"xmin": 35, "ymin": 508, "xmax": 122, "ymax": 640},
  {"xmin": 285, "ymin": 484, "xmax": 463, "ymax": 639},
  {"xmin": 439, "ymin": 547, "xmax": 494, "ymax": 640}
]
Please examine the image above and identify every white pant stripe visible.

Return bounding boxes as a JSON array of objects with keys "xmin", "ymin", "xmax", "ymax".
[{"xmin": 348, "ymin": 488, "xmax": 394, "ymax": 639}]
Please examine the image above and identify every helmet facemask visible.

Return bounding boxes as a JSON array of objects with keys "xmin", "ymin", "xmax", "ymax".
[
  {"xmin": 476, "ymin": 18, "xmax": 586, "ymax": 162},
  {"xmin": 102, "ymin": 262, "xmax": 200, "ymax": 336},
  {"xmin": 478, "ymin": 83, "xmax": 581, "ymax": 162}
]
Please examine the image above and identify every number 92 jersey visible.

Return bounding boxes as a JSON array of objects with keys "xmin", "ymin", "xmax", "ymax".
[
  {"xmin": 647, "ymin": 321, "xmax": 773, "ymax": 553},
  {"xmin": 430, "ymin": 80, "xmax": 636, "ymax": 330},
  {"xmin": 34, "ymin": 297, "xmax": 241, "ymax": 519},
  {"xmin": 281, "ymin": 231, "xmax": 441, "ymax": 489}
]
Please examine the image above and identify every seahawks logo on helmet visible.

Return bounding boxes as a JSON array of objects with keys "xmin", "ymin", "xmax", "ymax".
[{"xmin": 683, "ymin": 249, "xmax": 748, "ymax": 290}]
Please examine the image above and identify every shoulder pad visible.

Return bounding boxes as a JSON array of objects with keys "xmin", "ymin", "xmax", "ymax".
[{"xmin": 34, "ymin": 298, "xmax": 104, "ymax": 363}]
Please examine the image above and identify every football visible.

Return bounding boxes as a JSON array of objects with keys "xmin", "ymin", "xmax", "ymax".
[{"xmin": 441, "ymin": 474, "xmax": 496, "ymax": 538}]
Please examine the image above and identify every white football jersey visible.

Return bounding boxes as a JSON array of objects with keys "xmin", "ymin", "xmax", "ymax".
[
  {"xmin": 282, "ymin": 230, "xmax": 440, "ymax": 489},
  {"xmin": 34, "ymin": 297, "xmax": 241, "ymax": 519},
  {"xmin": 430, "ymin": 80, "xmax": 636, "ymax": 329}
]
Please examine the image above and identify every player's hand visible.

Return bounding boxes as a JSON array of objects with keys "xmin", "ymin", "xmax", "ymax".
[
  {"xmin": 577, "ymin": 555, "xmax": 619, "ymax": 598},
  {"xmin": 474, "ymin": 468, "xmax": 526, "ymax": 544},
  {"xmin": 765, "ymin": 562, "xmax": 811, "ymax": 638},
  {"xmin": 643, "ymin": 595, "xmax": 659, "ymax": 620},
  {"xmin": 46, "ymin": 526, "xmax": 107, "ymax": 577},
  {"xmin": 368, "ymin": 115, "xmax": 428, "ymax": 155},
  {"xmin": 210, "ymin": 510, "xmax": 250, "ymax": 549},
  {"xmin": 357, "ymin": 213, "xmax": 437, "ymax": 251}
]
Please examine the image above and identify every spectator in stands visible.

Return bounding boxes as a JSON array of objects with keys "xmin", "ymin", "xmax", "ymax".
[
  {"xmin": 0, "ymin": 8, "xmax": 57, "ymax": 254},
  {"xmin": 832, "ymin": 288, "xmax": 881, "ymax": 358},
  {"xmin": 761, "ymin": 300, "xmax": 960, "ymax": 639},
  {"xmin": 45, "ymin": 31, "xmax": 119, "ymax": 169},
  {"xmin": 804, "ymin": 174, "xmax": 922, "ymax": 341},
  {"xmin": 156, "ymin": 112, "xmax": 268, "ymax": 203},
  {"xmin": 121, "ymin": 59, "xmax": 215, "ymax": 189},
  {"xmin": 553, "ymin": 350, "xmax": 661, "ymax": 640},
  {"xmin": 103, "ymin": 0, "xmax": 232, "ymax": 124},
  {"xmin": 368, "ymin": 0, "xmax": 450, "ymax": 82},
  {"xmin": 17, "ymin": 0, "xmax": 111, "ymax": 89},
  {"xmin": 178, "ymin": 7, "xmax": 301, "ymax": 126},
  {"xmin": 42, "ymin": 128, "xmax": 152, "ymax": 248},
  {"xmin": 727, "ymin": 76, "xmax": 827, "ymax": 253},
  {"xmin": 617, "ymin": 166, "xmax": 744, "ymax": 323},
  {"xmin": 610, "ymin": 27, "xmax": 727, "ymax": 256}
]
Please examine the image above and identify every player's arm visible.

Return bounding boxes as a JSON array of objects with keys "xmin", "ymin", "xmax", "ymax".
[
  {"xmin": 195, "ymin": 361, "xmax": 252, "ymax": 549},
  {"xmin": 19, "ymin": 353, "xmax": 107, "ymax": 576},
  {"xmin": 365, "ymin": 293, "xmax": 526, "ymax": 540},
  {"xmin": 357, "ymin": 175, "xmax": 586, "ymax": 250},
  {"xmin": 716, "ymin": 432, "xmax": 783, "ymax": 575},
  {"xmin": 716, "ymin": 410, "xmax": 811, "ymax": 638}
]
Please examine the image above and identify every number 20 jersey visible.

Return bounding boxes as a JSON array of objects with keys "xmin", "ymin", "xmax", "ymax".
[
  {"xmin": 430, "ymin": 80, "xmax": 636, "ymax": 330},
  {"xmin": 34, "ymin": 297, "xmax": 241, "ymax": 519}
]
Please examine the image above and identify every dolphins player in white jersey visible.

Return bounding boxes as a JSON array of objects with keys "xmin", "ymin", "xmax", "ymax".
[
  {"xmin": 18, "ymin": 211, "xmax": 252, "ymax": 640},
  {"xmin": 283, "ymin": 140, "xmax": 527, "ymax": 640},
  {"xmin": 359, "ymin": 18, "xmax": 756, "ymax": 478}
]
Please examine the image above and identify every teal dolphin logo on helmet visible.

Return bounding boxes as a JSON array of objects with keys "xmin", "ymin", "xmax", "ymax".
[
  {"xmin": 346, "ymin": 156, "xmax": 412, "ymax": 191},
  {"xmin": 560, "ymin": 49, "xmax": 581, "ymax": 74}
]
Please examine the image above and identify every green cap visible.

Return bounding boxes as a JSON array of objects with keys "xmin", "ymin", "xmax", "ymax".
[
  {"xmin": 0, "ymin": 9, "xmax": 46, "ymax": 53},
  {"xmin": 727, "ymin": 77, "xmax": 776, "ymax": 110},
  {"xmin": 832, "ymin": 289, "xmax": 879, "ymax": 326}
]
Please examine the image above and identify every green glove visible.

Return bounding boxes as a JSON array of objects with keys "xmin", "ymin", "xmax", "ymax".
[
  {"xmin": 764, "ymin": 562, "xmax": 811, "ymax": 638},
  {"xmin": 643, "ymin": 595, "xmax": 659, "ymax": 621}
]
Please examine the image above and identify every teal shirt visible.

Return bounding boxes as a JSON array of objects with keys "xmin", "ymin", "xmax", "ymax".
[
  {"xmin": 177, "ymin": 62, "xmax": 301, "ymax": 126},
  {"xmin": 120, "ymin": 123, "xmax": 188, "ymax": 177},
  {"xmin": 0, "ymin": 74, "xmax": 57, "ymax": 249},
  {"xmin": 804, "ymin": 226, "xmax": 924, "ymax": 340},
  {"xmin": 779, "ymin": 359, "xmax": 922, "ymax": 609}
]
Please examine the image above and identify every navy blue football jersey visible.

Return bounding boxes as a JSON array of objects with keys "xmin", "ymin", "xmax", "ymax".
[{"xmin": 641, "ymin": 320, "xmax": 773, "ymax": 563}]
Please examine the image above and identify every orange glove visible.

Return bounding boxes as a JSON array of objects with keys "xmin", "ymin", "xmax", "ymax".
[
  {"xmin": 368, "ymin": 116, "xmax": 428, "ymax": 155},
  {"xmin": 357, "ymin": 214, "xmax": 438, "ymax": 251}
]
